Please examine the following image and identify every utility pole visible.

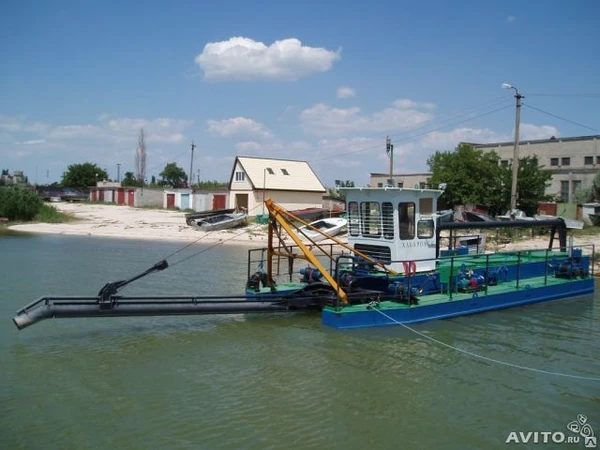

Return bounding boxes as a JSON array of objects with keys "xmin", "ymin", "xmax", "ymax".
[
  {"xmin": 502, "ymin": 83, "xmax": 524, "ymax": 214},
  {"xmin": 117, "ymin": 163, "xmax": 121, "ymax": 183},
  {"xmin": 386, "ymin": 135, "xmax": 394, "ymax": 186},
  {"xmin": 189, "ymin": 141, "xmax": 195, "ymax": 188}
]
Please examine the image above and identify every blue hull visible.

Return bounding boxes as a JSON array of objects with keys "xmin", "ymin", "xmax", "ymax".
[{"xmin": 321, "ymin": 278, "xmax": 595, "ymax": 329}]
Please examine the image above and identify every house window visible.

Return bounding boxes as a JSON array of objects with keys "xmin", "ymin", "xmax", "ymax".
[
  {"xmin": 398, "ymin": 202, "xmax": 415, "ymax": 240},
  {"xmin": 500, "ymin": 160, "xmax": 509, "ymax": 167},
  {"xmin": 281, "ymin": 168, "xmax": 289, "ymax": 175},
  {"xmin": 584, "ymin": 156, "xmax": 594, "ymax": 165},
  {"xmin": 361, "ymin": 202, "xmax": 381, "ymax": 237},
  {"xmin": 561, "ymin": 157, "xmax": 570, "ymax": 166},
  {"xmin": 550, "ymin": 158, "xmax": 559, "ymax": 166},
  {"xmin": 266, "ymin": 168, "xmax": 275, "ymax": 175},
  {"xmin": 560, "ymin": 181, "xmax": 569, "ymax": 203},
  {"xmin": 235, "ymin": 171, "xmax": 245, "ymax": 182}
]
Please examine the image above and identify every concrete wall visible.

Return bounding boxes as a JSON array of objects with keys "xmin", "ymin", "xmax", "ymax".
[
  {"xmin": 230, "ymin": 190, "xmax": 324, "ymax": 216},
  {"xmin": 134, "ymin": 188, "xmax": 163, "ymax": 207}
]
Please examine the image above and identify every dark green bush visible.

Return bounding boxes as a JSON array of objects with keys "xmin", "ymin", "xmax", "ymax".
[{"xmin": 0, "ymin": 186, "xmax": 43, "ymax": 221}]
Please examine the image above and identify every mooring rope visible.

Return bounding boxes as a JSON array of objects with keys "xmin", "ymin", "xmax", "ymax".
[
  {"xmin": 163, "ymin": 203, "xmax": 266, "ymax": 262},
  {"xmin": 370, "ymin": 307, "xmax": 600, "ymax": 381}
]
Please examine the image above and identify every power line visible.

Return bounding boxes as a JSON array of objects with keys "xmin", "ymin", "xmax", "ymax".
[
  {"xmin": 527, "ymin": 93, "xmax": 600, "ymax": 98},
  {"xmin": 523, "ymin": 104, "xmax": 600, "ymax": 133}
]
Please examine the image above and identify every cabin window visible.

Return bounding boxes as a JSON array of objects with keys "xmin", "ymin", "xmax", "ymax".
[
  {"xmin": 382, "ymin": 202, "xmax": 394, "ymax": 239},
  {"xmin": 354, "ymin": 243, "xmax": 391, "ymax": 264},
  {"xmin": 377, "ymin": 183, "xmax": 383, "ymax": 187},
  {"xmin": 398, "ymin": 202, "xmax": 415, "ymax": 240},
  {"xmin": 417, "ymin": 219, "xmax": 434, "ymax": 239},
  {"xmin": 361, "ymin": 202, "xmax": 381, "ymax": 237},
  {"xmin": 266, "ymin": 168, "xmax": 275, "ymax": 175},
  {"xmin": 281, "ymin": 168, "xmax": 289, "ymax": 175},
  {"xmin": 397, "ymin": 182, "xmax": 403, "ymax": 188},
  {"xmin": 235, "ymin": 171, "xmax": 245, "ymax": 182},
  {"xmin": 419, "ymin": 198, "xmax": 433, "ymax": 215},
  {"xmin": 348, "ymin": 202, "xmax": 359, "ymax": 236}
]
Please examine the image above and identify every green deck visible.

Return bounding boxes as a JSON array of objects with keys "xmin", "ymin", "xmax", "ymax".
[{"xmin": 323, "ymin": 274, "xmax": 580, "ymax": 314}]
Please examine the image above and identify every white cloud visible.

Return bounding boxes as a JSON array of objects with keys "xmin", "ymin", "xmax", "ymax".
[
  {"xmin": 393, "ymin": 99, "xmax": 436, "ymax": 110},
  {"xmin": 16, "ymin": 139, "xmax": 46, "ymax": 145},
  {"xmin": 337, "ymin": 87, "xmax": 355, "ymax": 99},
  {"xmin": 195, "ymin": 37, "xmax": 340, "ymax": 81},
  {"xmin": 508, "ymin": 15, "xmax": 516, "ymax": 23},
  {"xmin": 519, "ymin": 123, "xmax": 559, "ymax": 140},
  {"xmin": 207, "ymin": 117, "xmax": 273, "ymax": 138},
  {"xmin": 234, "ymin": 139, "xmax": 312, "ymax": 158},
  {"xmin": 299, "ymin": 99, "xmax": 434, "ymax": 137}
]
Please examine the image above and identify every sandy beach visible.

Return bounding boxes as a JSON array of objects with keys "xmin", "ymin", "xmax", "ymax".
[
  {"xmin": 9, "ymin": 202, "xmax": 272, "ymax": 245},
  {"xmin": 8, "ymin": 202, "xmax": 600, "ymax": 257}
]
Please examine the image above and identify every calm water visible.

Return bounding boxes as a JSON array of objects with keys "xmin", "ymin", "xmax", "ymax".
[{"xmin": 1, "ymin": 234, "xmax": 599, "ymax": 449}]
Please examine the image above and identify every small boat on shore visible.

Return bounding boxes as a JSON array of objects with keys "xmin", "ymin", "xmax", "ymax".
[
  {"xmin": 191, "ymin": 211, "xmax": 247, "ymax": 232},
  {"xmin": 298, "ymin": 217, "xmax": 347, "ymax": 242}
]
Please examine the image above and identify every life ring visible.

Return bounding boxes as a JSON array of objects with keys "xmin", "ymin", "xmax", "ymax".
[{"xmin": 403, "ymin": 261, "xmax": 417, "ymax": 276}]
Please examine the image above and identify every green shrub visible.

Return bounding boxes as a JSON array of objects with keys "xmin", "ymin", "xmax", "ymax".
[
  {"xmin": 0, "ymin": 187, "xmax": 43, "ymax": 221},
  {"xmin": 34, "ymin": 203, "xmax": 72, "ymax": 223}
]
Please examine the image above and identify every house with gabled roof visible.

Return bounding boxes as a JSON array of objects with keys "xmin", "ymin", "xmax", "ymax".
[{"xmin": 228, "ymin": 156, "xmax": 327, "ymax": 216}]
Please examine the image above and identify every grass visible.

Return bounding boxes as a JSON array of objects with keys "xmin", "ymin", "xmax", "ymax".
[{"xmin": 33, "ymin": 203, "xmax": 74, "ymax": 223}]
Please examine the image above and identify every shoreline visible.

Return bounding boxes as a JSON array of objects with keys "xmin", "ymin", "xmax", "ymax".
[{"xmin": 8, "ymin": 202, "xmax": 273, "ymax": 246}]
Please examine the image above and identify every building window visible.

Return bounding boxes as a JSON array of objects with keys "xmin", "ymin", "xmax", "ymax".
[
  {"xmin": 597, "ymin": 156, "xmax": 600, "ymax": 165},
  {"xmin": 585, "ymin": 156, "xmax": 594, "ymax": 165},
  {"xmin": 419, "ymin": 182, "xmax": 426, "ymax": 189},
  {"xmin": 572, "ymin": 180, "xmax": 582, "ymax": 196},
  {"xmin": 560, "ymin": 181, "xmax": 569, "ymax": 203},
  {"xmin": 361, "ymin": 202, "xmax": 381, "ymax": 237},
  {"xmin": 382, "ymin": 202, "xmax": 394, "ymax": 239},
  {"xmin": 398, "ymin": 202, "xmax": 415, "ymax": 240},
  {"xmin": 235, "ymin": 171, "xmax": 245, "ymax": 182},
  {"xmin": 266, "ymin": 168, "xmax": 275, "ymax": 175},
  {"xmin": 500, "ymin": 160, "xmax": 509, "ymax": 167},
  {"xmin": 550, "ymin": 158, "xmax": 559, "ymax": 167},
  {"xmin": 281, "ymin": 168, "xmax": 289, "ymax": 175},
  {"xmin": 561, "ymin": 157, "xmax": 570, "ymax": 166}
]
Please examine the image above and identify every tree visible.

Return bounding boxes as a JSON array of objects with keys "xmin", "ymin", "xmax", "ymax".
[
  {"xmin": 428, "ymin": 144, "xmax": 552, "ymax": 216},
  {"xmin": 159, "ymin": 162, "xmax": 187, "ymax": 188},
  {"xmin": 121, "ymin": 171, "xmax": 143, "ymax": 187},
  {"xmin": 427, "ymin": 144, "xmax": 508, "ymax": 216},
  {"xmin": 511, "ymin": 156, "xmax": 552, "ymax": 216},
  {"xmin": 61, "ymin": 163, "xmax": 108, "ymax": 189},
  {"xmin": 135, "ymin": 128, "xmax": 147, "ymax": 184}
]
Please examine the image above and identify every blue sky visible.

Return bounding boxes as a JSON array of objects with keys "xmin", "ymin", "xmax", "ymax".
[{"xmin": 1, "ymin": 0, "xmax": 599, "ymax": 186}]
